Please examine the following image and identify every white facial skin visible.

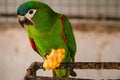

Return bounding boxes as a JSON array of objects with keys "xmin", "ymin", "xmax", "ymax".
[{"xmin": 25, "ymin": 9, "xmax": 36, "ymax": 19}]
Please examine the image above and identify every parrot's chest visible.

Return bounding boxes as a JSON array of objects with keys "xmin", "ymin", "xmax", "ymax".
[
  {"xmin": 38, "ymin": 31, "xmax": 63, "ymax": 46},
  {"xmin": 35, "ymin": 30, "xmax": 66, "ymax": 55},
  {"xmin": 29, "ymin": 27, "xmax": 64, "ymax": 48},
  {"xmin": 26, "ymin": 19, "xmax": 67, "ymax": 54}
]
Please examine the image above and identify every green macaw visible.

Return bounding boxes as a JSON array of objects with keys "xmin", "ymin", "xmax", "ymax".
[{"xmin": 17, "ymin": 1, "xmax": 76, "ymax": 78}]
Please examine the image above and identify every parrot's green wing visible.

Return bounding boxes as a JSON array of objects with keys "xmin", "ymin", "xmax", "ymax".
[
  {"xmin": 58, "ymin": 15, "xmax": 77, "ymax": 77},
  {"xmin": 60, "ymin": 15, "xmax": 76, "ymax": 62}
]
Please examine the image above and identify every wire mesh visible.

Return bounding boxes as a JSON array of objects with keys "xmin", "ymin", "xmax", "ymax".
[{"xmin": 0, "ymin": 0, "xmax": 120, "ymax": 22}]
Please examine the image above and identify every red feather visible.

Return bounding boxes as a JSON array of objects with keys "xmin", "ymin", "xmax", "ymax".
[
  {"xmin": 60, "ymin": 17, "xmax": 68, "ymax": 45},
  {"xmin": 29, "ymin": 37, "xmax": 37, "ymax": 51},
  {"xmin": 62, "ymin": 30, "xmax": 68, "ymax": 45},
  {"xmin": 60, "ymin": 17, "xmax": 64, "ymax": 23}
]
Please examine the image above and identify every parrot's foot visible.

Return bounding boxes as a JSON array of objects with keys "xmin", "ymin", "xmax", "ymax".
[
  {"xmin": 43, "ymin": 48, "xmax": 65, "ymax": 70},
  {"xmin": 70, "ymin": 69, "xmax": 77, "ymax": 77}
]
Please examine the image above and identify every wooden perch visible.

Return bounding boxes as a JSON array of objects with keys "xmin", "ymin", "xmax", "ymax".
[
  {"xmin": 24, "ymin": 62, "xmax": 120, "ymax": 80},
  {"xmin": 25, "ymin": 76, "xmax": 92, "ymax": 80}
]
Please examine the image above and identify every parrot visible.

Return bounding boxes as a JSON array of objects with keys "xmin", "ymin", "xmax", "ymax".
[{"xmin": 17, "ymin": 1, "xmax": 76, "ymax": 78}]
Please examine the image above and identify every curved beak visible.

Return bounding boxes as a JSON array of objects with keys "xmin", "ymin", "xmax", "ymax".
[{"xmin": 18, "ymin": 15, "xmax": 34, "ymax": 28}]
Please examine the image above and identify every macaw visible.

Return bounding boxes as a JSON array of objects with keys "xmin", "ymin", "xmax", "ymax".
[{"xmin": 17, "ymin": 1, "xmax": 76, "ymax": 78}]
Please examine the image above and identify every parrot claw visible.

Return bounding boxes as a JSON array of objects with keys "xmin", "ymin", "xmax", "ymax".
[
  {"xmin": 70, "ymin": 69, "xmax": 77, "ymax": 77},
  {"xmin": 69, "ymin": 64, "xmax": 77, "ymax": 77}
]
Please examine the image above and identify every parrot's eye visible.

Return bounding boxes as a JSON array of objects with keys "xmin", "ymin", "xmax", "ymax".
[
  {"xmin": 29, "ymin": 10, "xmax": 34, "ymax": 14},
  {"xmin": 25, "ymin": 9, "xmax": 36, "ymax": 19}
]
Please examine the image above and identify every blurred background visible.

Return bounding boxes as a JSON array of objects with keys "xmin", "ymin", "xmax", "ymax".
[{"xmin": 0, "ymin": 0, "xmax": 120, "ymax": 80}]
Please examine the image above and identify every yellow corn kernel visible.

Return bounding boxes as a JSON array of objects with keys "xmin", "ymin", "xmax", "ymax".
[
  {"xmin": 57, "ymin": 58, "xmax": 62, "ymax": 62},
  {"xmin": 43, "ymin": 48, "xmax": 65, "ymax": 70},
  {"xmin": 52, "ymin": 61, "xmax": 56, "ymax": 65}
]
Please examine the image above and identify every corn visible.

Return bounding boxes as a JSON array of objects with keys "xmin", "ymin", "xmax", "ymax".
[{"xmin": 43, "ymin": 48, "xmax": 65, "ymax": 70}]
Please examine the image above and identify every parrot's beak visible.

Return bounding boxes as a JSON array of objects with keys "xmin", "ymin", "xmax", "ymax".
[{"xmin": 18, "ymin": 15, "xmax": 34, "ymax": 28}]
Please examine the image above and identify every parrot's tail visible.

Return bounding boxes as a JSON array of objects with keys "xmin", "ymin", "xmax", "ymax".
[
  {"xmin": 53, "ymin": 69, "xmax": 77, "ymax": 78},
  {"xmin": 53, "ymin": 69, "xmax": 70, "ymax": 78}
]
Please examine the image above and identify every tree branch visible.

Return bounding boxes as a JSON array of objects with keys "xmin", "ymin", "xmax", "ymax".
[{"xmin": 24, "ymin": 62, "xmax": 120, "ymax": 80}]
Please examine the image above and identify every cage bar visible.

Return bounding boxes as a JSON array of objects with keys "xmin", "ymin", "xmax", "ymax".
[{"xmin": 0, "ymin": 0, "xmax": 120, "ymax": 21}]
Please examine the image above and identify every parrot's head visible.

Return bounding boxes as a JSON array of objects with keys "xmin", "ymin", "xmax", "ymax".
[{"xmin": 17, "ymin": 1, "xmax": 55, "ymax": 28}]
